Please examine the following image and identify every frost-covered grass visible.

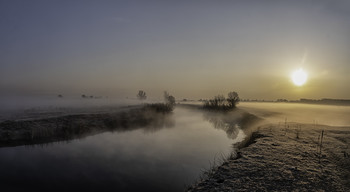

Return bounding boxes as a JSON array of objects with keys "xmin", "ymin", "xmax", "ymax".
[{"xmin": 188, "ymin": 123, "xmax": 350, "ymax": 191}]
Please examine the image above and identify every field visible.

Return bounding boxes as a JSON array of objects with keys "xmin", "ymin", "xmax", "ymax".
[
  {"xmin": 1, "ymin": 100, "xmax": 350, "ymax": 191},
  {"xmin": 188, "ymin": 102, "xmax": 350, "ymax": 191}
]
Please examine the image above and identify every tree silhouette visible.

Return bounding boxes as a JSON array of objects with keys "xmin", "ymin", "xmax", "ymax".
[
  {"xmin": 213, "ymin": 95, "xmax": 225, "ymax": 107},
  {"xmin": 203, "ymin": 91, "xmax": 240, "ymax": 110},
  {"xmin": 137, "ymin": 90, "xmax": 147, "ymax": 100},
  {"xmin": 227, "ymin": 91, "xmax": 239, "ymax": 108},
  {"xmin": 164, "ymin": 91, "xmax": 175, "ymax": 106}
]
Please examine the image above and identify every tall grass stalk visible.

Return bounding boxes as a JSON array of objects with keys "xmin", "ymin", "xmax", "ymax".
[{"xmin": 319, "ymin": 130, "xmax": 324, "ymax": 163}]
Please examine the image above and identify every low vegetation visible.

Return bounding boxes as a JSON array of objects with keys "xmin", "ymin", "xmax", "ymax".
[
  {"xmin": 143, "ymin": 103, "xmax": 173, "ymax": 113},
  {"xmin": 203, "ymin": 91, "xmax": 239, "ymax": 111},
  {"xmin": 144, "ymin": 91, "xmax": 176, "ymax": 113},
  {"xmin": 137, "ymin": 90, "xmax": 147, "ymax": 100}
]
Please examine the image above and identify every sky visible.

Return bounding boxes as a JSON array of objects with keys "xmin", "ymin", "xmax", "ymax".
[{"xmin": 1, "ymin": 0, "xmax": 350, "ymax": 100}]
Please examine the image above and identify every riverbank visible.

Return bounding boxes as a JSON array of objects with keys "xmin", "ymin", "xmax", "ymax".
[
  {"xmin": 188, "ymin": 122, "xmax": 350, "ymax": 191},
  {"xmin": 0, "ymin": 104, "xmax": 174, "ymax": 147}
]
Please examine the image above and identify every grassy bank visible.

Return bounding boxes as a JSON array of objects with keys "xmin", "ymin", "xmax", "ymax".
[
  {"xmin": 0, "ymin": 104, "xmax": 174, "ymax": 147},
  {"xmin": 187, "ymin": 122, "xmax": 350, "ymax": 191}
]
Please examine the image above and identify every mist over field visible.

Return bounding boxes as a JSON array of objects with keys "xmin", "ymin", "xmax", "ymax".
[
  {"xmin": 0, "ymin": 95, "xmax": 145, "ymax": 122},
  {"xmin": 1, "ymin": 0, "xmax": 350, "ymax": 191},
  {"xmin": 240, "ymin": 102, "xmax": 350, "ymax": 126}
]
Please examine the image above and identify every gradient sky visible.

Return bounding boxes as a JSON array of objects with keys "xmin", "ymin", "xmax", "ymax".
[{"xmin": 1, "ymin": 0, "xmax": 350, "ymax": 100}]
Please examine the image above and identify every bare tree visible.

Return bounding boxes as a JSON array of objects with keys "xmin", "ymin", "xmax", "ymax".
[
  {"xmin": 164, "ymin": 91, "xmax": 175, "ymax": 106},
  {"xmin": 137, "ymin": 90, "xmax": 147, "ymax": 100},
  {"xmin": 214, "ymin": 95, "xmax": 225, "ymax": 106},
  {"xmin": 203, "ymin": 91, "xmax": 239, "ymax": 110},
  {"xmin": 227, "ymin": 91, "xmax": 239, "ymax": 108},
  {"xmin": 205, "ymin": 95, "xmax": 225, "ymax": 109}
]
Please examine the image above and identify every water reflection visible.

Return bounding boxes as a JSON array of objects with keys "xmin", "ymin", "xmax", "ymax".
[
  {"xmin": 0, "ymin": 107, "xmax": 234, "ymax": 192},
  {"xmin": 202, "ymin": 109, "xmax": 261, "ymax": 140},
  {"xmin": 0, "ymin": 106, "xmax": 174, "ymax": 147},
  {"xmin": 203, "ymin": 112, "xmax": 240, "ymax": 139}
]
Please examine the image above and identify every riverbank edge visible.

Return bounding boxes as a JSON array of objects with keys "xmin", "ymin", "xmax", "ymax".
[
  {"xmin": 0, "ymin": 104, "xmax": 175, "ymax": 148},
  {"xmin": 186, "ymin": 122, "xmax": 350, "ymax": 191}
]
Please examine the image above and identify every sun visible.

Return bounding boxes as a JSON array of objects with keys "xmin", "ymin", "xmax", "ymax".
[{"xmin": 291, "ymin": 68, "xmax": 308, "ymax": 86}]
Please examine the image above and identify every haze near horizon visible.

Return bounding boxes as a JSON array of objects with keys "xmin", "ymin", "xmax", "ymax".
[{"xmin": 1, "ymin": 0, "xmax": 350, "ymax": 100}]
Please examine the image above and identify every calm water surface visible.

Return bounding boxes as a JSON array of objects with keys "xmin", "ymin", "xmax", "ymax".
[{"xmin": 0, "ymin": 107, "xmax": 243, "ymax": 192}]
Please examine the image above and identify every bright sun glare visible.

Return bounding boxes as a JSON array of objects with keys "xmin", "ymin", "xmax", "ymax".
[{"xmin": 291, "ymin": 68, "xmax": 308, "ymax": 86}]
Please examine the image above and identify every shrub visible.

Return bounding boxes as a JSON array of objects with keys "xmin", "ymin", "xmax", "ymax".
[
  {"xmin": 137, "ymin": 90, "xmax": 147, "ymax": 100},
  {"xmin": 164, "ymin": 91, "xmax": 176, "ymax": 109},
  {"xmin": 203, "ymin": 91, "xmax": 240, "ymax": 111}
]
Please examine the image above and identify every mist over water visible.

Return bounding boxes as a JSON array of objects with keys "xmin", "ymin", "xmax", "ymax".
[
  {"xmin": 1, "ymin": 0, "xmax": 349, "ymax": 191},
  {"xmin": 0, "ymin": 107, "xmax": 242, "ymax": 192},
  {"xmin": 2, "ymin": 98, "xmax": 350, "ymax": 191}
]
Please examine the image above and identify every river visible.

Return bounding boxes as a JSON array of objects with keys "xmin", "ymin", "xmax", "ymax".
[{"xmin": 0, "ymin": 107, "xmax": 244, "ymax": 192}]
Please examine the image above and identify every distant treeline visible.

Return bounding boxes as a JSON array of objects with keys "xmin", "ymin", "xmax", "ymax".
[
  {"xmin": 240, "ymin": 98, "xmax": 350, "ymax": 106},
  {"xmin": 296, "ymin": 98, "xmax": 350, "ymax": 106}
]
